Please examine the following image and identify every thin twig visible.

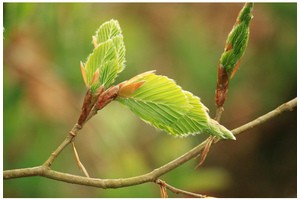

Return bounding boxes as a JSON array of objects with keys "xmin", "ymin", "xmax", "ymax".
[
  {"xmin": 195, "ymin": 136, "xmax": 215, "ymax": 169},
  {"xmin": 156, "ymin": 179, "xmax": 213, "ymax": 198},
  {"xmin": 231, "ymin": 98, "xmax": 296, "ymax": 135},
  {"xmin": 157, "ymin": 179, "xmax": 168, "ymax": 198},
  {"xmin": 215, "ymin": 106, "xmax": 224, "ymax": 122},
  {"xmin": 3, "ymin": 98, "xmax": 297, "ymax": 190},
  {"xmin": 72, "ymin": 142, "xmax": 90, "ymax": 178}
]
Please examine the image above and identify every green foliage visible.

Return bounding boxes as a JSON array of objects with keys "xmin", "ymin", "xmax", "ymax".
[
  {"xmin": 117, "ymin": 72, "xmax": 235, "ymax": 139},
  {"xmin": 220, "ymin": 3, "xmax": 254, "ymax": 77},
  {"xmin": 94, "ymin": 20, "xmax": 126, "ymax": 73},
  {"xmin": 79, "ymin": 19, "xmax": 236, "ymax": 140},
  {"xmin": 82, "ymin": 19, "xmax": 126, "ymax": 92},
  {"xmin": 4, "ymin": 3, "xmax": 297, "ymax": 197}
]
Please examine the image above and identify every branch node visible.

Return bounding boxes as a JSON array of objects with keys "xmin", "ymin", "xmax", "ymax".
[
  {"xmin": 156, "ymin": 179, "xmax": 168, "ymax": 198},
  {"xmin": 69, "ymin": 130, "xmax": 76, "ymax": 137},
  {"xmin": 69, "ymin": 123, "xmax": 82, "ymax": 137}
]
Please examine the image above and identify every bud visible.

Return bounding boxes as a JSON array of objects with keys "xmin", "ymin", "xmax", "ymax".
[
  {"xmin": 95, "ymin": 86, "xmax": 119, "ymax": 110},
  {"xmin": 220, "ymin": 3, "xmax": 253, "ymax": 78},
  {"xmin": 118, "ymin": 81, "xmax": 145, "ymax": 98},
  {"xmin": 78, "ymin": 89, "xmax": 93, "ymax": 126},
  {"xmin": 215, "ymin": 3, "xmax": 253, "ymax": 107}
]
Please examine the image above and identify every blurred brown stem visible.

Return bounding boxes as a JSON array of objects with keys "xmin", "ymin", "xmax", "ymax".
[
  {"xmin": 195, "ymin": 135, "xmax": 215, "ymax": 169},
  {"xmin": 215, "ymin": 106, "xmax": 224, "ymax": 122},
  {"xmin": 72, "ymin": 142, "xmax": 90, "ymax": 178},
  {"xmin": 3, "ymin": 98, "xmax": 297, "ymax": 190}
]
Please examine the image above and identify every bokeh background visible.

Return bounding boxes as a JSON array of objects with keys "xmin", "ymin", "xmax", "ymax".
[{"xmin": 3, "ymin": 3, "xmax": 296, "ymax": 198}]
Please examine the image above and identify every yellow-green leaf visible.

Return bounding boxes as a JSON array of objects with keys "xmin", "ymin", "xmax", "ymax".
[
  {"xmin": 82, "ymin": 19, "xmax": 126, "ymax": 92},
  {"xmin": 117, "ymin": 72, "xmax": 235, "ymax": 139}
]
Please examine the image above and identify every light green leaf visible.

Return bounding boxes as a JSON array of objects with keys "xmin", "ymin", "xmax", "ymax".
[
  {"xmin": 117, "ymin": 72, "xmax": 235, "ymax": 140},
  {"xmin": 85, "ymin": 39, "xmax": 119, "ymax": 90},
  {"xmin": 163, "ymin": 91, "xmax": 210, "ymax": 136},
  {"xmin": 95, "ymin": 19, "xmax": 122, "ymax": 44},
  {"xmin": 94, "ymin": 19, "xmax": 126, "ymax": 73},
  {"xmin": 83, "ymin": 19, "xmax": 126, "ymax": 92},
  {"xmin": 117, "ymin": 72, "xmax": 191, "ymax": 128}
]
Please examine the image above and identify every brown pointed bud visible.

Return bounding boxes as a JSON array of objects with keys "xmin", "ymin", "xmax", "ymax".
[
  {"xmin": 92, "ymin": 36, "xmax": 98, "ymax": 48},
  {"xmin": 95, "ymin": 86, "xmax": 119, "ymax": 110},
  {"xmin": 215, "ymin": 63, "xmax": 229, "ymax": 108},
  {"xmin": 118, "ymin": 81, "xmax": 145, "ymax": 98},
  {"xmin": 80, "ymin": 61, "xmax": 88, "ymax": 87},
  {"xmin": 90, "ymin": 68, "xmax": 100, "ymax": 86},
  {"xmin": 94, "ymin": 85, "xmax": 105, "ymax": 96},
  {"xmin": 78, "ymin": 89, "xmax": 93, "ymax": 126}
]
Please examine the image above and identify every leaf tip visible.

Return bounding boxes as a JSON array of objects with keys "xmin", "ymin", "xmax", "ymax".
[
  {"xmin": 208, "ymin": 119, "xmax": 236, "ymax": 140},
  {"xmin": 90, "ymin": 68, "xmax": 100, "ymax": 86},
  {"xmin": 80, "ymin": 61, "xmax": 88, "ymax": 87},
  {"xmin": 92, "ymin": 36, "xmax": 98, "ymax": 48}
]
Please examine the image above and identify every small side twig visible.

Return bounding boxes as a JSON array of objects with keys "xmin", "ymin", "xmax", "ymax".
[
  {"xmin": 195, "ymin": 136, "xmax": 215, "ymax": 169},
  {"xmin": 157, "ymin": 179, "xmax": 168, "ymax": 198},
  {"xmin": 156, "ymin": 179, "xmax": 213, "ymax": 198},
  {"xmin": 72, "ymin": 142, "xmax": 90, "ymax": 178}
]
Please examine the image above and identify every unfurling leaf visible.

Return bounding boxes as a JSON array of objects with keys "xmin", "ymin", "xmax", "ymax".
[
  {"xmin": 81, "ymin": 19, "xmax": 126, "ymax": 93},
  {"xmin": 220, "ymin": 3, "xmax": 253, "ymax": 77},
  {"xmin": 216, "ymin": 3, "xmax": 253, "ymax": 107},
  {"xmin": 117, "ymin": 72, "xmax": 235, "ymax": 140},
  {"xmin": 80, "ymin": 61, "xmax": 88, "ymax": 87},
  {"xmin": 79, "ymin": 19, "xmax": 236, "ymax": 140}
]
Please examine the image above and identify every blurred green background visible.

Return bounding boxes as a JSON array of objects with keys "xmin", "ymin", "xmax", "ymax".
[{"xmin": 3, "ymin": 3, "xmax": 296, "ymax": 198}]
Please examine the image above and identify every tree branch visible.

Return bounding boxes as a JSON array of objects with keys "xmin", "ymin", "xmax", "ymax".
[
  {"xmin": 43, "ymin": 123, "xmax": 82, "ymax": 168},
  {"xmin": 3, "ymin": 98, "xmax": 297, "ymax": 190},
  {"xmin": 231, "ymin": 98, "xmax": 296, "ymax": 136}
]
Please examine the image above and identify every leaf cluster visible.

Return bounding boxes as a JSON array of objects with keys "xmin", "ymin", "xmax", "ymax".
[{"xmin": 80, "ymin": 19, "xmax": 235, "ymax": 140}]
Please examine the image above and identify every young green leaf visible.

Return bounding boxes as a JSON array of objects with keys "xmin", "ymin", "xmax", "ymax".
[
  {"xmin": 94, "ymin": 19, "xmax": 126, "ymax": 77},
  {"xmin": 81, "ymin": 19, "xmax": 126, "ymax": 92},
  {"xmin": 117, "ymin": 71, "xmax": 191, "ymax": 128},
  {"xmin": 216, "ymin": 3, "xmax": 253, "ymax": 107},
  {"xmin": 117, "ymin": 72, "xmax": 235, "ymax": 140},
  {"xmin": 79, "ymin": 20, "xmax": 235, "ymax": 140},
  {"xmin": 160, "ymin": 91, "xmax": 210, "ymax": 137},
  {"xmin": 84, "ymin": 39, "xmax": 119, "ymax": 91},
  {"xmin": 94, "ymin": 19, "xmax": 122, "ymax": 45},
  {"xmin": 220, "ymin": 3, "xmax": 253, "ymax": 77}
]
